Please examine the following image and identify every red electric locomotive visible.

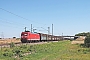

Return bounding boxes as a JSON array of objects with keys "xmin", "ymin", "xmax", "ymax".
[
  {"xmin": 21, "ymin": 31, "xmax": 40, "ymax": 43},
  {"xmin": 21, "ymin": 31, "xmax": 62, "ymax": 43}
]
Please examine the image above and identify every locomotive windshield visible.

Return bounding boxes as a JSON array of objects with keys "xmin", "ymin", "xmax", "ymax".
[
  {"xmin": 21, "ymin": 32, "xmax": 28, "ymax": 36},
  {"xmin": 21, "ymin": 34, "xmax": 27, "ymax": 36}
]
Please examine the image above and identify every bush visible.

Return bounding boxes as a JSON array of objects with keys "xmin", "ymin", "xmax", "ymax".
[
  {"xmin": 20, "ymin": 45, "xmax": 27, "ymax": 49},
  {"xmin": 13, "ymin": 37, "xmax": 16, "ymax": 39},
  {"xmin": 16, "ymin": 38, "xmax": 20, "ymax": 40},
  {"xmin": 10, "ymin": 42, "xmax": 15, "ymax": 48},
  {"xmin": 3, "ymin": 52, "xmax": 13, "ymax": 57},
  {"xmin": 84, "ymin": 36, "xmax": 90, "ymax": 47}
]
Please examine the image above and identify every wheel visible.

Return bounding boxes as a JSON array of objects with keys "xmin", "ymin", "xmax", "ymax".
[{"xmin": 21, "ymin": 39, "xmax": 27, "ymax": 43}]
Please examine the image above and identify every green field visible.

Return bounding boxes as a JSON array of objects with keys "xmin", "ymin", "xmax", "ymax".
[{"xmin": 0, "ymin": 41, "xmax": 90, "ymax": 60}]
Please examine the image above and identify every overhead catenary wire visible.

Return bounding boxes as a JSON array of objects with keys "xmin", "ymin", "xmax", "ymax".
[
  {"xmin": 0, "ymin": 8, "xmax": 50, "ymax": 35},
  {"xmin": 0, "ymin": 18, "xmax": 47, "ymax": 32},
  {"xmin": 0, "ymin": 17, "xmax": 26, "ymax": 25},
  {"xmin": 0, "ymin": 17, "xmax": 48, "ymax": 32},
  {"xmin": 0, "ymin": 20, "xmax": 24, "ymax": 29},
  {"xmin": 0, "ymin": 19, "xmax": 25, "ymax": 28},
  {"xmin": 0, "ymin": 8, "xmax": 46, "ymax": 26},
  {"xmin": 0, "ymin": 8, "xmax": 48, "ymax": 32},
  {"xmin": 0, "ymin": 18, "xmax": 26, "ymax": 27}
]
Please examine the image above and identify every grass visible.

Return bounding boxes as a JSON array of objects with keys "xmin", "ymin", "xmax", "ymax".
[
  {"xmin": 22, "ymin": 41, "xmax": 90, "ymax": 60},
  {"xmin": 0, "ymin": 40, "xmax": 90, "ymax": 60}
]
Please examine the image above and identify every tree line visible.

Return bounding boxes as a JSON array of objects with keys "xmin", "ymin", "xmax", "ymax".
[
  {"xmin": 75, "ymin": 32, "xmax": 90, "ymax": 36},
  {"xmin": 75, "ymin": 32, "xmax": 90, "ymax": 47}
]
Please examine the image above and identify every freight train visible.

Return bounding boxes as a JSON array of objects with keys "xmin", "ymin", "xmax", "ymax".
[{"xmin": 21, "ymin": 31, "xmax": 62, "ymax": 43}]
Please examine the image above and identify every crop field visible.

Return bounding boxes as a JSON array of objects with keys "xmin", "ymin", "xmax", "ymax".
[
  {"xmin": 0, "ymin": 40, "xmax": 90, "ymax": 60},
  {"xmin": 0, "ymin": 38, "xmax": 20, "ymax": 44}
]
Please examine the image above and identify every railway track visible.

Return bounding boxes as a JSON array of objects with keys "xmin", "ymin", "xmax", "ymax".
[
  {"xmin": 0, "ymin": 42, "xmax": 22, "ymax": 48},
  {"xmin": 0, "ymin": 41, "xmax": 59, "ymax": 48},
  {"xmin": 0, "ymin": 42, "xmax": 21, "ymax": 46}
]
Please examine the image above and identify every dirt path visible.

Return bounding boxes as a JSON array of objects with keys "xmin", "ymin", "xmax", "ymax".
[{"xmin": 71, "ymin": 41, "xmax": 84, "ymax": 44}]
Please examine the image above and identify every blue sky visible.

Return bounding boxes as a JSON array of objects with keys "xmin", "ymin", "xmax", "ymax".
[{"xmin": 0, "ymin": 0, "xmax": 90, "ymax": 38}]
